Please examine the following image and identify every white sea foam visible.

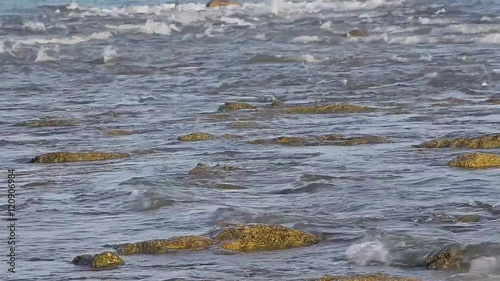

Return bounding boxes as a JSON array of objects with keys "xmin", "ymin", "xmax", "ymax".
[
  {"xmin": 220, "ymin": 16, "xmax": 254, "ymax": 27},
  {"xmin": 469, "ymin": 256, "xmax": 500, "ymax": 274},
  {"xmin": 418, "ymin": 17, "xmax": 451, "ymax": 25},
  {"xmin": 475, "ymin": 33, "xmax": 500, "ymax": 44},
  {"xmin": 106, "ymin": 20, "xmax": 177, "ymax": 35},
  {"xmin": 23, "ymin": 21, "xmax": 46, "ymax": 32},
  {"xmin": 299, "ymin": 54, "xmax": 321, "ymax": 63},
  {"xmin": 255, "ymin": 33, "xmax": 267, "ymax": 40},
  {"xmin": 292, "ymin": 35, "xmax": 322, "ymax": 43},
  {"xmin": 18, "ymin": 31, "xmax": 112, "ymax": 46},
  {"xmin": 320, "ymin": 20, "xmax": 332, "ymax": 30},
  {"xmin": 102, "ymin": 46, "xmax": 118, "ymax": 63},
  {"xmin": 441, "ymin": 24, "xmax": 500, "ymax": 35},
  {"xmin": 346, "ymin": 240, "xmax": 390, "ymax": 265},
  {"xmin": 419, "ymin": 53, "xmax": 433, "ymax": 61},
  {"xmin": 391, "ymin": 55, "xmax": 409, "ymax": 62},
  {"xmin": 35, "ymin": 45, "xmax": 59, "ymax": 62}
]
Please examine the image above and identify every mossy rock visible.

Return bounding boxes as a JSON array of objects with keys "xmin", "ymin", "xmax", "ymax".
[
  {"xmin": 251, "ymin": 136, "xmax": 309, "ymax": 146},
  {"xmin": 217, "ymin": 102, "xmax": 256, "ymax": 112},
  {"xmin": 318, "ymin": 273, "xmax": 419, "ymax": 281},
  {"xmin": 456, "ymin": 215, "xmax": 480, "ymax": 223},
  {"xmin": 28, "ymin": 152, "xmax": 129, "ymax": 163},
  {"xmin": 206, "ymin": 0, "xmax": 241, "ymax": 8},
  {"xmin": 177, "ymin": 132, "xmax": 214, "ymax": 141},
  {"xmin": 213, "ymin": 224, "xmax": 319, "ymax": 252},
  {"xmin": 343, "ymin": 30, "xmax": 367, "ymax": 38},
  {"xmin": 117, "ymin": 236, "xmax": 215, "ymax": 255},
  {"xmin": 188, "ymin": 163, "xmax": 239, "ymax": 177},
  {"xmin": 103, "ymin": 129, "xmax": 133, "ymax": 136},
  {"xmin": 425, "ymin": 246, "xmax": 466, "ymax": 270},
  {"xmin": 277, "ymin": 104, "xmax": 373, "ymax": 114},
  {"xmin": 448, "ymin": 153, "xmax": 500, "ymax": 168},
  {"xmin": 18, "ymin": 117, "xmax": 80, "ymax": 127},
  {"xmin": 415, "ymin": 134, "xmax": 500, "ymax": 149},
  {"xmin": 72, "ymin": 251, "xmax": 124, "ymax": 269}
]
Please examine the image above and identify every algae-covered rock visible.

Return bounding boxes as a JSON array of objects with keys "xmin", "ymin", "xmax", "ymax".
[
  {"xmin": 188, "ymin": 163, "xmax": 239, "ymax": 176},
  {"xmin": 28, "ymin": 152, "xmax": 129, "ymax": 163},
  {"xmin": 277, "ymin": 104, "xmax": 373, "ymax": 114},
  {"xmin": 448, "ymin": 153, "xmax": 500, "ymax": 168},
  {"xmin": 416, "ymin": 134, "xmax": 500, "ymax": 149},
  {"xmin": 331, "ymin": 135, "xmax": 391, "ymax": 146},
  {"xmin": 177, "ymin": 132, "xmax": 214, "ymax": 141},
  {"xmin": 213, "ymin": 224, "xmax": 319, "ymax": 252},
  {"xmin": 318, "ymin": 273, "xmax": 419, "ymax": 281},
  {"xmin": 251, "ymin": 136, "xmax": 309, "ymax": 146},
  {"xmin": 318, "ymin": 134, "xmax": 345, "ymax": 141},
  {"xmin": 206, "ymin": 0, "xmax": 241, "ymax": 8},
  {"xmin": 217, "ymin": 102, "xmax": 256, "ymax": 112},
  {"xmin": 425, "ymin": 246, "xmax": 466, "ymax": 270},
  {"xmin": 227, "ymin": 122, "xmax": 266, "ymax": 130},
  {"xmin": 117, "ymin": 236, "xmax": 215, "ymax": 255},
  {"xmin": 456, "ymin": 215, "xmax": 480, "ymax": 223},
  {"xmin": 72, "ymin": 251, "xmax": 124, "ymax": 269},
  {"xmin": 103, "ymin": 129, "xmax": 133, "ymax": 136},
  {"xmin": 19, "ymin": 117, "xmax": 80, "ymax": 127},
  {"xmin": 343, "ymin": 30, "xmax": 367, "ymax": 38}
]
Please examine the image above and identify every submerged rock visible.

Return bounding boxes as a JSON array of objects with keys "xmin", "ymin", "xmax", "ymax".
[
  {"xmin": 117, "ymin": 236, "xmax": 215, "ymax": 255},
  {"xmin": 425, "ymin": 246, "xmax": 466, "ymax": 270},
  {"xmin": 277, "ymin": 103, "xmax": 373, "ymax": 114},
  {"xmin": 251, "ymin": 134, "xmax": 389, "ymax": 147},
  {"xmin": 29, "ymin": 152, "xmax": 129, "ymax": 163},
  {"xmin": 227, "ymin": 121, "xmax": 267, "ymax": 130},
  {"xmin": 188, "ymin": 163, "xmax": 239, "ymax": 177},
  {"xmin": 206, "ymin": 0, "xmax": 241, "ymax": 8},
  {"xmin": 318, "ymin": 274, "xmax": 419, "ymax": 281},
  {"xmin": 222, "ymin": 134, "xmax": 243, "ymax": 140},
  {"xmin": 329, "ymin": 135, "xmax": 390, "ymax": 146},
  {"xmin": 72, "ymin": 251, "xmax": 124, "ymax": 269},
  {"xmin": 456, "ymin": 215, "xmax": 480, "ymax": 223},
  {"xmin": 251, "ymin": 136, "xmax": 309, "ymax": 146},
  {"xmin": 448, "ymin": 153, "xmax": 500, "ymax": 168},
  {"xmin": 18, "ymin": 117, "xmax": 80, "ymax": 127},
  {"xmin": 415, "ymin": 134, "xmax": 500, "ymax": 149},
  {"xmin": 213, "ymin": 224, "xmax": 319, "ymax": 252},
  {"xmin": 177, "ymin": 132, "xmax": 214, "ymax": 141},
  {"xmin": 343, "ymin": 30, "xmax": 367, "ymax": 38},
  {"xmin": 103, "ymin": 129, "xmax": 133, "ymax": 136},
  {"xmin": 217, "ymin": 102, "xmax": 256, "ymax": 112}
]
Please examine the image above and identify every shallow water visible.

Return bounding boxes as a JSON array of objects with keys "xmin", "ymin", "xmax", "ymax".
[{"xmin": 1, "ymin": 0, "xmax": 500, "ymax": 280}]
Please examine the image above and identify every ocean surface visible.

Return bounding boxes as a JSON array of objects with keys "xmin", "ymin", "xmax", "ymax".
[{"xmin": 1, "ymin": 0, "xmax": 500, "ymax": 280}]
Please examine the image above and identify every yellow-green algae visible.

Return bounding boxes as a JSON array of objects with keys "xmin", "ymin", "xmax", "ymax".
[
  {"xmin": 206, "ymin": 0, "xmax": 241, "ymax": 8},
  {"xmin": 318, "ymin": 274, "xmax": 419, "ymax": 281},
  {"xmin": 18, "ymin": 117, "xmax": 80, "ymax": 127},
  {"xmin": 456, "ymin": 215, "xmax": 480, "ymax": 223},
  {"xmin": 117, "ymin": 236, "xmax": 215, "ymax": 255},
  {"xmin": 29, "ymin": 152, "xmax": 129, "ymax": 163},
  {"xmin": 72, "ymin": 251, "xmax": 124, "ymax": 268},
  {"xmin": 425, "ymin": 247, "xmax": 465, "ymax": 270},
  {"xmin": 103, "ymin": 129, "xmax": 133, "ymax": 136},
  {"xmin": 416, "ymin": 134, "xmax": 500, "ymax": 149},
  {"xmin": 177, "ymin": 132, "xmax": 214, "ymax": 141},
  {"xmin": 448, "ymin": 153, "xmax": 500, "ymax": 168},
  {"xmin": 217, "ymin": 102, "xmax": 256, "ymax": 112},
  {"xmin": 277, "ymin": 104, "xmax": 373, "ymax": 114},
  {"xmin": 214, "ymin": 224, "xmax": 319, "ymax": 252}
]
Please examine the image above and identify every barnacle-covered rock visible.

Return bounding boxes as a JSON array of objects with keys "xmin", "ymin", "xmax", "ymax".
[
  {"xmin": 448, "ymin": 153, "xmax": 500, "ymax": 168},
  {"xmin": 117, "ymin": 236, "xmax": 215, "ymax": 255},
  {"xmin": 213, "ymin": 224, "xmax": 319, "ymax": 252},
  {"xmin": 425, "ymin": 245, "xmax": 466, "ymax": 270},
  {"xmin": 217, "ymin": 102, "xmax": 256, "ymax": 112},
  {"xmin": 28, "ymin": 152, "xmax": 129, "ymax": 163},
  {"xmin": 277, "ymin": 104, "xmax": 373, "ymax": 114},
  {"xmin": 416, "ymin": 134, "xmax": 500, "ymax": 149},
  {"xmin": 318, "ymin": 273, "xmax": 419, "ymax": 281},
  {"xmin": 177, "ymin": 132, "xmax": 214, "ymax": 141},
  {"xmin": 72, "ymin": 251, "xmax": 124, "ymax": 268}
]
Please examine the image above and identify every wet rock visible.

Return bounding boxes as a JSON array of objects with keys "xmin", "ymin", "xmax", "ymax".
[
  {"xmin": 485, "ymin": 97, "xmax": 500, "ymax": 105},
  {"xmin": 18, "ymin": 117, "xmax": 80, "ymax": 127},
  {"xmin": 222, "ymin": 134, "xmax": 243, "ymax": 140},
  {"xmin": 270, "ymin": 100, "xmax": 286, "ymax": 108},
  {"xmin": 72, "ymin": 251, "xmax": 124, "ymax": 269},
  {"xmin": 328, "ymin": 135, "xmax": 391, "ymax": 146},
  {"xmin": 206, "ymin": 0, "xmax": 241, "ymax": 8},
  {"xmin": 213, "ymin": 183, "xmax": 247, "ymax": 190},
  {"xmin": 117, "ymin": 236, "xmax": 215, "ymax": 255},
  {"xmin": 277, "ymin": 103, "xmax": 373, "ymax": 114},
  {"xmin": 415, "ymin": 134, "xmax": 500, "ymax": 149},
  {"xmin": 28, "ymin": 152, "xmax": 129, "ymax": 163},
  {"xmin": 251, "ymin": 136, "xmax": 309, "ymax": 146},
  {"xmin": 103, "ymin": 129, "xmax": 133, "ymax": 136},
  {"xmin": 318, "ymin": 274, "xmax": 419, "ymax": 281},
  {"xmin": 456, "ymin": 215, "xmax": 480, "ymax": 223},
  {"xmin": 177, "ymin": 132, "xmax": 214, "ymax": 141},
  {"xmin": 227, "ymin": 121, "xmax": 266, "ymax": 129},
  {"xmin": 188, "ymin": 163, "xmax": 239, "ymax": 177},
  {"xmin": 448, "ymin": 153, "xmax": 500, "ymax": 169},
  {"xmin": 217, "ymin": 102, "xmax": 256, "ymax": 112},
  {"xmin": 425, "ymin": 246, "xmax": 466, "ymax": 270},
  {"xmin": 213, "ymin": 224, "xmax": 319, "ymax": 252},
  {"xmin": 318, "ymin": 134, "xmax": 345, "ymax": 141},
  {"xmin": 343, "ymin": 29, "xmax": 367, "ymax": 38}
]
